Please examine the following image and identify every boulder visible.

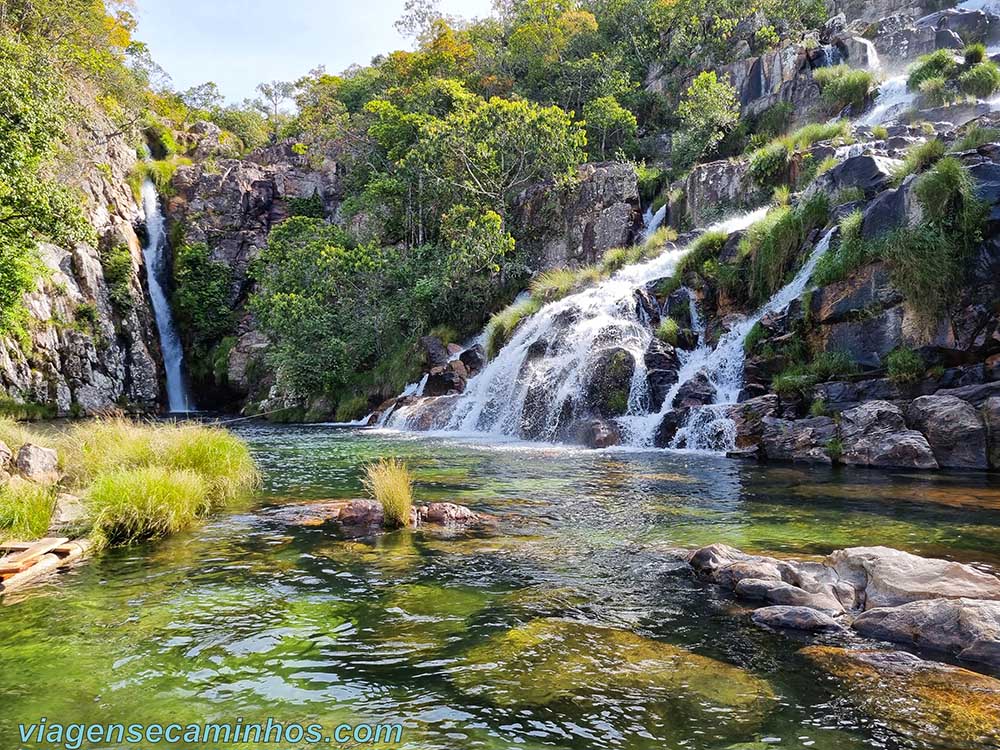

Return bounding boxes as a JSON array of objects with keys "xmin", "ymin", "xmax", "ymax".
[
  {"xmin": 761, "ymin": 416, "xmax": 838, "ymax": 464},
  {"xmin": 417, "ymin": 502, "xmax": 495, "ymax": 527},
  {"xmin": 714, "ymin": 558, "xmax": 785, "ymax": 589},
  {"xmin": 985, "ymin": 397, "xmax": 1000, "ymax": 469},
  {"xmin": 867, "ymin": 14, "xmax": 938, "ymax": 61},
  {"xmin": 672, "ymin": 372, "xmax": 716, "ymax": 409},
  {"xmin": 672, "ymin": 158, "xmax": 758, "ymax": 228},
  {"xmin": 49, "ymin": 493, "xmax": 86, "ymax": 531},
  {"xmin": 14, "ymin": 444, "xmax": 59, "ymax": 484},
  {"xmin": 827, "ymin": 546, "xmax": 1000, "ymax": 609},
  {"xmin": 337, "ymin": 499, "xmax": 385, "ymax": 528},
  {"xmin": 852, "ymin": 598, "xmax": 1000, "ymax": 668},
  {"xmin": 734, "ymin": 578, "xmax": 845, "ymax": 614},
  {"xmin": 653, "ymin": 408, "xmax": 688, "ymax": 448},
  {"xmin": 688, "ymin": 543, "xmax": 750, "ymax": 578},
  {"xmin": 0, "ymin": 440, "xmax": 11, "ymax": 469},
  {"xmin": 727, "ymin": 395, "xmax": 780, "ymax": 451},
  {"xmin": 419, "ymin": 336, "xmax": 451, "ymax": 369},
  {"xmin": 586, "ymin": 348, "xmax": 636, "ymax": 418},
  {"xmin": 459, "ymin": 345, "xmax": 486, "ymax": 376},
  {"xmin": 905, "ymin": 395, "xmax": 989, "ymax": 469},
  {"xmin": 916, "ymin": 7, "xmax": 1000, "ymax": 44},
  {"xmin": 423, "ymin": 368, "xmax": 465, "ymax": 398},
  {"xmin": 805, "ymin": 155, "xmax": 902, "ymax": 201},
  {"xmin": 860, "ymin": 178, "xmax": 922, "ymax": 240},
  {"xmin": 582, "ymin": 419, "xmax": 621, "ymax": 449},
  {"xmin": 644, "ymin": 339, "xmax": 680, "ymax": 411},
  {"xmin": 752, "ymin": 606, "xmax": 845, "ymax": 632},
  {"xmin": 839, "ymin": 401, "xmax": 938, "ymax": 469}
]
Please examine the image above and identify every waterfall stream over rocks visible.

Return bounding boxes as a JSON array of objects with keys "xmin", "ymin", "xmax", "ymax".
[{"xmin": 141, "ymin": 179, "xmax": 194, "ymax": 413}]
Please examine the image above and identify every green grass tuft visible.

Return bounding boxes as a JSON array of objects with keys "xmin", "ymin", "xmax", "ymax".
[
  {"xmin": 485, "ymin": 298, "xmax": 542, "ymax": 359},
  {"xmin": 918, "ymin": 76, "xmax": 952, "ymax": 108},
  {"xmin": 0, "ymin": 482, "xmax": 55, "ymax": 542},
  {"xmin": 656, "ymin": 318, "xmax": 680, "ymax": 346},
  {"xmin": 87, "ymin": 467, "xmax": 209, "ymax": 549},
  {"xmin": 960, "ymin": 61, "xmax": 1000, "ymax": 99},
  {"xmin": 813, "ymin": 65, "xmax": 875, "ymax": 113},
  {"xmin": 908, "ymin": 49, "xmax": 958, "ymax": 91},
  {"xmin": 363, "ymin": 458, "xmax": 413, "ymax": 529},
  {"xmin": 893, "ymin": 138, "xmax": 946, "ymax": 184},
  {"xmin": 950, "ymin": 123, "xmax": 1000, "ymax": 152},
  {"xmin": 886, "ymin": 347, "xmax": 925, "ymax": 384},
  {"xmin": 965, "ymin": 43, "xmax": 987, "ymax": 66}
]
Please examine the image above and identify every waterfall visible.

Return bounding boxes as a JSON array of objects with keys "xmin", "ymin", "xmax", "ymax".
[
  {"xmin": 641, "ymin": 204, "xmax": 667, "ymax": 244},
  {"xmin": 665, "ymin": 229, "xmax": 836, "ymax": 450},
  {"xmin": 141, "ymin": 179, "xmax": 195, "ymax": 414},
  {"xmin": 386, "ymin": 208, "xmax": 769, "ymax": 439},
  {"xmin": 858, "ymin": 75, "xmax": 916, "ymax": 127}
]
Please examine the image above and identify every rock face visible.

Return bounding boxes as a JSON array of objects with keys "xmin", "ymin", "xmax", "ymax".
[
  {"xmin": 513, "ymin": 162, "xmax": 640, "ymax": 270},
  {"xmin": 839, "ymin": 401, "xmax": 939, "ymax": 469},
  {"xmin": 0, "ymin": 95, "xmax": 162, "ymax": 416},
  {"xmin": 906, "ymin": 395, "xmax": 989, "ymax": 469},
  {"xmin": 671, "ymin": 159, "xmax": 760, "ymax": 229},
  {"xmin": 805, "ymin": 155, "xmax": 902, "ymax": 201},
  {"xmin": 827, "ymin": 546, "xmax": 1000, "ymax": 609},
  {"xmin": 853, "ymin": 598, "xmax": 1000, "ymax": 667}
]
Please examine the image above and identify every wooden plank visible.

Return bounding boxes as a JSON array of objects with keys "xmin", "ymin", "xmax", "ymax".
[
  {"xmin": 0, "ymin": 539, "xmax": 92, "ymax": 595},
  {"xmin": 0, "ymin": 538, "xmax": 69, "ymax": 565}
]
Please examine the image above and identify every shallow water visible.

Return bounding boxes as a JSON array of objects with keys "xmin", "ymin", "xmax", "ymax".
[{"xmin": 3, "ymin": 425, "xmax": 1000, "ymax": 750}]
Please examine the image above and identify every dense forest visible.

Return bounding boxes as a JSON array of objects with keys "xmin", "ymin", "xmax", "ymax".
[{"xmin": 1, "ymin": 0, "xmax": 840, "ymax": 419}]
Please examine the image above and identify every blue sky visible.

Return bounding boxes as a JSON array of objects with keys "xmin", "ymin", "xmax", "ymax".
[{"xmin": 135, "ymin": 0, "xmax": 494, "ymax": 103}]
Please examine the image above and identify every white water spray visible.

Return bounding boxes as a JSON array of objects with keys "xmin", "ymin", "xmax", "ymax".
[{"xmin": 141, "ymin": 179, "xmax": 195, "ymax": 413}]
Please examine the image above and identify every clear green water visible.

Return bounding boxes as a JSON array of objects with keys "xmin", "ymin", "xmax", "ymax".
[{"xmin": 3, "ymin": 425, "xmax": 1000, "ymax": 750}]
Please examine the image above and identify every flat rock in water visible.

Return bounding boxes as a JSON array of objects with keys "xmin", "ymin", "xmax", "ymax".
[
  {"xmin": 799, "ymin": 646, "xmax": 1000, "ymax": 749},
  {"xmin": 452, "ymin": 618, "xmax": 776, "ymax": 732},
  {"xmin": 827, "ymin": 546, "xmax": 1000, "ymax": 609},
  {"xmin": 852, "ymin": 598, "xmax": 1000, "ymax": 669}
]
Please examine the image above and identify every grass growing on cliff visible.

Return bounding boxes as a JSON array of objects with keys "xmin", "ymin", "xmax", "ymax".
[
  {"xmin": 748, "ymin": 121, "xmax": 851, "ymax": 187},
  {"xmin": 887, "ymin": 348, "xmax": 925, "ymax": 384},
  {"xmin": 812, "ymin": 210, "xmax": 877, "ymax": 286},
  {"xmin": 485, "ymin": 298, "xmax": 542, "ymax": 359},
  {"xmin": 893, "ymin": 139, "xmax": 946, "ymax": 184},
  {"xmin": 813, "ymin": 65, "xmax": 875, "ymax": 113},
  {"xmin": 364, "ymin": 459, "xmax": 413, "ymax": 529},
  {"xmin": 530, "ymin": 267, "xmax": 601, "ymax": 303},
  {"xmin": 655, "ymin": 318, "xmax": 680, "ymax": 346},
  {"xmin": 772, "ymin": 352, "xmax": 859, "ymax": 398},
  {"xmin": 908, "ymin": 50, "xmax": 958, "ymax": 91},
  {"xmin": 951, "ymin": 123, "xmax": 1000, "ymax": 152},
  {"xmin": 0, "ymin": 483, "xmax": 56, "ymax": 542},
  {"xmin": 960, "ymin": 61, "xmax": 1000, "ymax": 99}
]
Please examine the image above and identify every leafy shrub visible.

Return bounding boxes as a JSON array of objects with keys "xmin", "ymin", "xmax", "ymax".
[
  {"xmin": 886, "ymin": 347, "xmax": 925, "ymax": 384},
  {"xmin": 959, "ymin": 61, "xmax": 1000, "ymax": 99},
  {"xmin": 908, "ymin": 50, "xmax": 958, "ymax": 91},
  {"xmin": 813, "ymin": 65, "xmax": 875, "ymax": 112},
  {"xmin": 749, "ymin": 140, "xmax": 789, "ymax": 186},
  {"xmin": 0, "ymin": 482, "xmax": 55, "ymax": 542},
  {"xmin": 656, "ymin": 318, "xmax": 680, "ymax": 345},
  {"xmin": 364, "ymin": 458, "xmax": 413, "ymax": 529},
  {"xmin": 88, "ymin": 467, "xmax": 209, "ymax": 548},
  {"xmin": 100, "ymin": 242, "xmax": 134, "ymax": 310},
  {"xmin": 172, "ymin": 243, "xmax": 236, "ymax": 383},
  {"xmin": 892, "ymin": 138, "xmax": 946, "ymax": 184}
]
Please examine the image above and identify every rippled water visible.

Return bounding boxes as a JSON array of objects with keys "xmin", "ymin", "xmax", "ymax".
[{"xmin": 3, "ymin": 425, "xmax": 1000, "ymax": 749}]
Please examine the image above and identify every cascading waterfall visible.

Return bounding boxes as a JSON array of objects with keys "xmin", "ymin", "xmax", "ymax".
[
  {"xmin": 641, "ymin": 204, "xmax": 667, "ymax": 244},
  {"xmin": 384, "ymin": 46, "xmax": 911, "ymax": 450},
  {"xmin": 141, "ymin": 178, "xmax": 195, "ymax": 413},
  {"xmin": 387, "ymin": 208, "xmax": 769, "ymax": 441}
]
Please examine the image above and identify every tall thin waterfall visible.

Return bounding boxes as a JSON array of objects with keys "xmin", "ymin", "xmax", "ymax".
[{"xmin": 141, "ymin": 179, "xmax": 195, "ymax": 413}]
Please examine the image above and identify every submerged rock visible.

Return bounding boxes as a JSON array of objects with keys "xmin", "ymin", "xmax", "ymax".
[
  {"xmin": 452, "ymin": 618, "xmax": 776, "ymax": 720},
  {"xmin": 800, "ymin": 646, "xmax": 1000, "ymax": 749}
]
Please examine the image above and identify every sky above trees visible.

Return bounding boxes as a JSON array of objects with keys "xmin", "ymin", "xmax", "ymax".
[{"xmin": 135, "ymin": 0, "xmax": 493, "ymax": 102}]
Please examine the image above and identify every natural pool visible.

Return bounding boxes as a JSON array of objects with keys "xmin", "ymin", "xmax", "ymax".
[{"xmin": 3, "ymin": 424, "xmax": 1000, "ymax": 750}]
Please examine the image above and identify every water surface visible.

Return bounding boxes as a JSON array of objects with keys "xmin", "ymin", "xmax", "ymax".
[{"xmin": 3, "ymin": 425, "xmax": 1000, "ymax": 750}]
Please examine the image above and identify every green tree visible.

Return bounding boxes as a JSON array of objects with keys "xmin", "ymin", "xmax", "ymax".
[
  {"xmin": 583, "ymin": 95, "xmax": 636, "ymax": 159},
  {"xmin": 674, "ymin": 70, "xmax": 740, "ymax": 168}
]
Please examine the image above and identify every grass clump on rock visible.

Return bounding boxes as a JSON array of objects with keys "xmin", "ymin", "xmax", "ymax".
[
  {"xmin": 893, "ymin": 139, "xmax": 946, "ymax": 184},
  {"xmin": 887, "ymin": 348, "xmax": 925, "ymax": 385},
  {"xmin": 813, "ymin": 65, "xmax": 875, "ymax": 113},
  {"xmin": 485, "ymin": 298, "xmax": 542, "ymax": 359},
  {"xmin": 364, "ymin": 458, "xmax": 413, "ymax": 529}
]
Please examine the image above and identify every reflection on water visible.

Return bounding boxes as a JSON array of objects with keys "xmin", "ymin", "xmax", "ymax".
[{"xmin": 2, "ymin": 424, "xmax": 1000, "ymax": 749}]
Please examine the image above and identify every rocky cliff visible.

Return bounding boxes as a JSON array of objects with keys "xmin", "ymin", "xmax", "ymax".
[{"xmin": 0, "ymin": 96, "xmax": 162, "ymax": 417}]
